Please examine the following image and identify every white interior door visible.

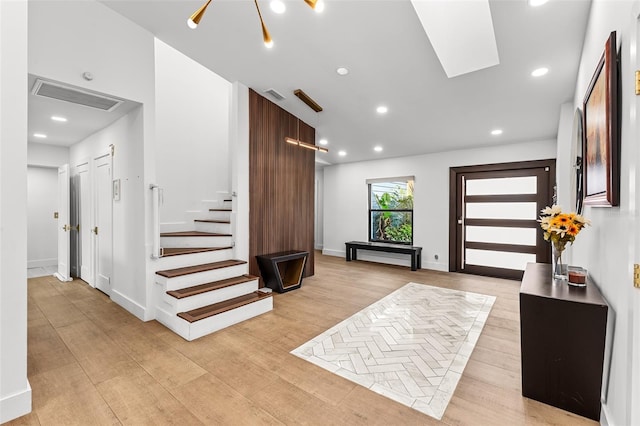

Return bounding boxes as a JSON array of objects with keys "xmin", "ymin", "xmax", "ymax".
[
  {"xmin": 94, "ymin": 154, "xmax": 112, "ymax": 295},
  {"xmin": 54, "ymin": 164, "xmax": 72, "ymax": 282},
  {"xmin": 76, "ymin": 162, "xmax": 92, "ymax": 286}
]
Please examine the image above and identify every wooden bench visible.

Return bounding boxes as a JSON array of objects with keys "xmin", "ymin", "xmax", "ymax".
[{"xmin": 345, "ymin": 241, "xmax": 422, "ymax": 271}]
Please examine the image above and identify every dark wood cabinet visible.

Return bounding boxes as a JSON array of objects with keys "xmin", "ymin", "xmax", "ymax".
[
  {"xmin": 256, "ymin": 251, "xmax": 308, "ymax": 293},
  {"xmin": 520, "ymin": 263, "xmax": 608, "ymax": 421}
]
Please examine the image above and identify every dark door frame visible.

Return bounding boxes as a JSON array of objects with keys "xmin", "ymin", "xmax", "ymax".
[{"xmin": 448, "ymin": 159, "xmax": 556, "ymax": 280}]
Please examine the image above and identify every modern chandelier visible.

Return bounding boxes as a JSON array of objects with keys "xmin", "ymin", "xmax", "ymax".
[{"xmin": 187, "ymin": 0, "xmax": 325, "ymax": 48}]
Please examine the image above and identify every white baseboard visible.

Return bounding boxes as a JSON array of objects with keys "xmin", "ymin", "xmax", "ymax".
[
  {"xmin": 53, "ymin": 272, "xmax": 72, "ymax": 282},
  {"xmin": 423, "ymin": 261, "xmax": 447, "ymax": 272},
  {"xmin": 314, "ymin": 244, "xmax": 323, "ymax": 251},
  {"xmin": 110, "ymin": 289, "xmax": 147, "ymax": 321},
  {"xmin": 0, "ymin": 382, "xmax": 32, "ymax": 424},
  {"xmin": 27, "ymin": 258, "xmax": 56, "ymax": 268},
  {"xmin": 322, "ymin": 248, "xmax": 344, "ymax": 257},
  {"xmin": 600, "ymin": 402, "xmax": 614, "ymax": 426}
]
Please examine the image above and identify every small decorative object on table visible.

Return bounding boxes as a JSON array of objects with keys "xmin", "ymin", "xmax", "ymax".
[
  {"xmin": 568, "ymin": 266, "xmax": 588, "ymax": 287},
  {"xmin": 539, "ymin": 205, "xmax": 589, "ymax": 280}
]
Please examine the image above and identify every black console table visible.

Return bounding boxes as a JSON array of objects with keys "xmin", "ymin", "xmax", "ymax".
[
  {"xmin": 256, "ymin": 251, "xmax": 308, "ymax": 293},
  {"xmin": 520, "ymin": 263, "xmax": 608, "ymax": 421},
  {"xmin": 345, "ymin": 241, "xmax": 422, "ymax": 271}
]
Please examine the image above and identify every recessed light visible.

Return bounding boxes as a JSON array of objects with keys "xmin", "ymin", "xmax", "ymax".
[
  {"xmin": 338, "ymin": 150, "xmax": 347, "ymax": 156},
  {"xmin": 270, "ymin": 0, "xmax": 286, "ymax": 14},
  {"xmin": 528, "ymin": 0, "xmax": 549, "ymax": 6},
  {"xmin": 531, "ymin": 67, "xmax": 549, "ymax": 77},
  {"xmin": 336, "ymin": 67, "xmax": 349, "ymax": 76},
  {"xmin": 491, "ymin": 129, "xmax": 503, "ymax": 136},
  {"xmin": 376, "ymin": 106, "xmax": 388, "ymax": 114},
  {"xmin": 319, "ymin": 139, "xmax": 328, "ymax": 145},
  {"xmin": 51, "ymin": 116, "xmax": 67, "ymax": 122},
  {"xmin": 374, "ymin": 146, "xmax": 383, "ymax": 152},
  {"xmin": 33, "ymin": 133, "xmax": 47, "ymax": 138}
]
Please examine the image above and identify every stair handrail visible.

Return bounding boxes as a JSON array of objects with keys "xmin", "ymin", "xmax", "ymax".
[{"xmin": 150, "ymin": 184, "xmax": 162, "ymax": 259}]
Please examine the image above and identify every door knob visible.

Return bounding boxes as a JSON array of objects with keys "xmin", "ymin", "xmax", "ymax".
[
  {"xmin": 62, "ymin": 224, "xmax": 70, "ymax": 231},
  {"xmin": 92, "ymin": 226, "xmax": 98, "ymax": 235}
]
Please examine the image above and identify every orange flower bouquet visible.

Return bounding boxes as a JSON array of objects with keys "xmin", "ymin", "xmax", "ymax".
[{"xmin": 539, "ymin": 205, "xmax": 589, "ymax": 279}]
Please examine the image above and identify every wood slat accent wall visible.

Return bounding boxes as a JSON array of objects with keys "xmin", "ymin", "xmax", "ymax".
[{"xmin": 249, "ymin": 89, "xmax": 315, "ymax": 281}]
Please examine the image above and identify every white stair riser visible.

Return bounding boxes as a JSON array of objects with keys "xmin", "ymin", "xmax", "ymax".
[
  {"xmin": 194, "ymin": 221, "xmax": 232, "ymax": 234},
  {"xmin": 160, "ymin": 235, "xmax": 232, "ymax": 248},
  {"xmin": 188, "ymin": 297, "xmax": 273, "ymax": 341},
  {"xmin": 156, "ymin": 264, "xmax": 248, "ymax": 291},
  {"xmin": 156, "ymin": 249, "xmax": 233, "ymax": 270},
  {"xmin": 159, "ymin": 280, "xmax": 259, "ymax": 314},
  {"xmin": 155, "ymin": 305, "xmax": 190, "ymax": 338},
  {"xmin": 206, "ymin": 210, "xmax": 232, "ymax": 221},
  {"xmin": 159, "ymin": 222, "xmax": 191, "ymax": 234},
  {"xmin": 155, "ymin": 297, "xmax": 272, "ymax": 341}
]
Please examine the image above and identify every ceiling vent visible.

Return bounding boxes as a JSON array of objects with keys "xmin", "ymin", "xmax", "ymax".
[
  {"xmin": 31, "ymin": 79, "xmax": 123, "ymax": 112},
  {"xmin": 264, "ymin": 88, "xmax": 286, "ymax": 101}
]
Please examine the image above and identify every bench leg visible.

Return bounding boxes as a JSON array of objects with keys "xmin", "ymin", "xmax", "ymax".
[
  {"xmin": 352, "ymin": 248, "xmax": 357, "ymax": 261},
  {"xmin": 411, "ymin": 254, "xmax": 417, "ymax": 271},
  {"xmin": 346, "ymin": 245, "xmax": 352, "ymax": 261}
]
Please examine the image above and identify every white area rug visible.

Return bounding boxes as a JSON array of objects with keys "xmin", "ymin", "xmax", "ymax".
[{"xmin": 291, "ymin": 282, "xmax": 496, "ymax": 419}]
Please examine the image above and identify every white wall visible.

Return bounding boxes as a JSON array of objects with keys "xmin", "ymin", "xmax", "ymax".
[
  {"xmin": 230, "ymin": 82, "xmax": 250, "ymax": 263},
  {"xmin": 70, "ymin": 108, "xmax": 147, "ymax": 318},
  {"xmin": 27, "ymin": 167, "xmax": 58, "ymax": 268},
  {"xmin": 323, "ymin": 139, "xmax": 556, "ymax": 270},
  {"xmin": 27, "ymin": 142, "xmax": 69, "ymax": 168},
  {"xmin": 555, "ymin": 102, "xmax": 575, "ymax": 213},
  {"xmin": 154, "ymin": 39, "xmax": 231, "ymax": 227},
  {"xmin": 562, "ymin": 2, "xmax": 640, "ymax": 425},
  {"xmin": 315, "ymin": 168, "xmax": 325, "ymax": 250},
  {"xmin": 29, "ymin": 0, "xmax": 156, "ymax": 320},
  {"xmin": 0, "ymin": 0, "xmax": 31, "ymax": 422}
]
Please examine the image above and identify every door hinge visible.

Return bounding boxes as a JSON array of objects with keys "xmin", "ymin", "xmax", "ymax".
[
  {"xmin": 636, "ymin": 71, "xmax": 640, "ymax": 95},
  {"xmin": 54, "ymin": 211, "xmax": 59, "ymax": 219},
  {"xmin": 110, "ymin": 144, "xmax": 115, "ymax": 157},
  {"xmin": 93, "ymin": 226, "xmax": 99, "ymax": 235},
  {"xmin": 634, "ymin": 264, "xmax": 640, "ymax": 288}
]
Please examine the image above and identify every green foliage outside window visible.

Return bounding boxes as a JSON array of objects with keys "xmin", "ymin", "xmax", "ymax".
[{"xmin": 370, "ymin": 182, "xmax": 413, "ymax": 244}]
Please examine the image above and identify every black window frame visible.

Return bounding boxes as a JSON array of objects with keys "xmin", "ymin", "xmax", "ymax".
[{"xmin": 368, "ymin": 180, "xmax": 414, "ymax": 245}]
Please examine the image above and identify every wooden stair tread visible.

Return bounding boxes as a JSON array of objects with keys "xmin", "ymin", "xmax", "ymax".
[
  {"xmin": 156, "ymin": 259, "xmax": 246, "ymax": 278},
  {"xmin": 194, "ymin": 219, "xmax": 231, "ymax": 224},
  {"xmin": 161, "ymin": 247, "xmax": 232, "ymax": 257},
  {"xmin": 160, "ymin": 231, "xmax": 232, "ymax": 237},
  {"xmin": 178, "ymin": 291, "xmax": 272, "ymax": 323},
  {"xmin": 167, "ymin": 274, "xmax": 258, "ymax": 299},
  {"xmin": 209, "ymin": 208, "xmax": 232, "ymax": 212}
]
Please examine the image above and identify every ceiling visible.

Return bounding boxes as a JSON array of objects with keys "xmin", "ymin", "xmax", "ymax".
[
  {"xmin": 31, "ymin": 0, "xmax": 592, "ymax": 164},
  {"xmin": 28, "ymin": 75, "xmax": 140, "ymax": 147}
]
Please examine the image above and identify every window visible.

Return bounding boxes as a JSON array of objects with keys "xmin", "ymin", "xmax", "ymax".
[{"xmin": 368, "ymin": 178, "xmax": 414, "ymax": 244}]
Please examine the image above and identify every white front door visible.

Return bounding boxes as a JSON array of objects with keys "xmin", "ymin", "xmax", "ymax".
[
  {"xmin": 94, "ymin": 153, "xmax": 112, "ymax": 295},
  {"xmin": 54, "ymin": 164, "xmax": 72, "ymax": 282}
]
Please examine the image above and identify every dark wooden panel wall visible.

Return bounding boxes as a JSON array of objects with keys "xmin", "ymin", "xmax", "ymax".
[{"xmin": 249, "ymin": 89, "xmax": 315, "ymax": 281}]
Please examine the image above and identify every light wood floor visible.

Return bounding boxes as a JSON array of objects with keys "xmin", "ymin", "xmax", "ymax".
[{"xmin": 10, "ymin": 253, "xmax": 596, "ymax": 425}]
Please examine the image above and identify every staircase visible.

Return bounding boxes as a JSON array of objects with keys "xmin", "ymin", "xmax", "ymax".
[{"xmin": 154, "ymin": 198, "xmax": 273, "ymax": 341}]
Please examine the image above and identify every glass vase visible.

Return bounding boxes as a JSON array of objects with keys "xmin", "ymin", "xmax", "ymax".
[{"xmin": 552, "ymin": 242, "xmax": 568, "ymax": 280}]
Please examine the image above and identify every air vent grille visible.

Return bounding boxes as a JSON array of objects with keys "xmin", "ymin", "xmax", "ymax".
[
  {"xmin": 264, "ymin": 88, "xmax": 286, "ymax": 101},
  {"xmin": 31, "ymin": 79, "xmax": 123, "ymax": 112}
]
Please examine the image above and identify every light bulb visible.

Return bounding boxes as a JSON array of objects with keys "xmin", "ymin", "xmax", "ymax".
[{"xmin": 187, "ymin": 18, "xmax": 198, "ymax": 29}]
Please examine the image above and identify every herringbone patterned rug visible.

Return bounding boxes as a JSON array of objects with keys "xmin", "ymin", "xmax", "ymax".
[{"xmin": 291, "ymin": 282, "xmax": 496, "ymax": 419}]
